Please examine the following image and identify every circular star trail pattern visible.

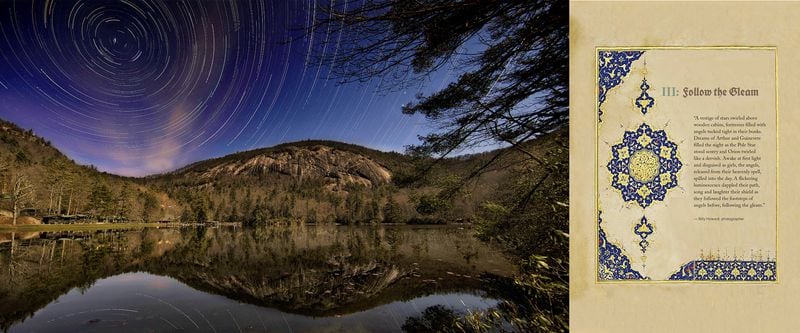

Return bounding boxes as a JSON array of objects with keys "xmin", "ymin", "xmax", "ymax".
[{"xmin": 0, "ymin": 0, "xmax": 450, "ymax": 176}]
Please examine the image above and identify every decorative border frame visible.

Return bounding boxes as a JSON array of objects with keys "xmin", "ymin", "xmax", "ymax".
[
  {"xmin": 598, "ymin": 50, "xmax": 643, "ymax": 122},
  {"xmin": 598, "ymin": 211, "xmax": 647, "ymax": 280},
  {"xmin": 594, "ymin": 46, "xmax": 779, "ymax": 284},
  {"xmin": 670, "ymin": 259, "xmax": 776, "ymax": 281}
]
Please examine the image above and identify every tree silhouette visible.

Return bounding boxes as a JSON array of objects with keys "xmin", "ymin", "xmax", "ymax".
[
  {"xmin": 312, "ymin": 0, "xmax": 567, "ymax": 165},
  {"xmin": 310, "ymin": 2, "xmax": 569, "ymax": 331}
]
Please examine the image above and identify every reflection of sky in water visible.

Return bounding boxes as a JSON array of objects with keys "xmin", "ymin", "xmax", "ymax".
[
  {"xmin": 11, "ymin": 272, "xmax": 500, "ymax": 332},
  {"xmin": 1, "ymin": 226, "xmax": 515, "ymax": 331}
]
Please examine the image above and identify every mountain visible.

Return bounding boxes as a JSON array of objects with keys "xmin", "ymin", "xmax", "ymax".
[
  {"xmin": 142, "ymin": 140, "xmax": 418, "ymax": 224},
  {"xmin": 144, "ymin": 129, "xmax": 567, "ymax": 225},
  {"xmin": 0, "ymin": 117, "xmax": 566, "ymax": 226},
  {"xmin": 170, "ymin": 142, "xmax": 397, "ymax": 189}
]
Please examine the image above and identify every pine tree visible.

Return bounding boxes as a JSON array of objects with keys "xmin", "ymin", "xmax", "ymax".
[{"xmin": 88, "ymin": 181, "xmax": 113, "ymax": 220}]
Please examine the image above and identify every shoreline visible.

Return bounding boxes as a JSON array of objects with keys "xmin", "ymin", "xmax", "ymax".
[
  {"xmin": 0, "ymin": 221, "xmax": 472, "ymax": 232},
  {"xmin": 0, "ymin": 222, "xmax": 202, "ymax": 232}
]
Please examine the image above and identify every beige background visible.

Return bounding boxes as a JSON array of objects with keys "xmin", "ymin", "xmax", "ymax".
[
  {"xmin": 598, "ymin": 48, "xmax": 776, "ymax": 280},
  {"xmin": 571, "ymin": 2, "xmax": 798, "ymax": 332}
]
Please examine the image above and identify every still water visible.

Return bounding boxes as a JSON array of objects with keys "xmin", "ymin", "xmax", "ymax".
[{"xmin": 0, "ymin": 225, "xmax": 515, "ymax": 332}]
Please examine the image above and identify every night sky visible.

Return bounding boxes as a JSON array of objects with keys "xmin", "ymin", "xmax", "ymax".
[{"xmin": 0, "ymin": 0, "xmax": 455, "ymax": 176}]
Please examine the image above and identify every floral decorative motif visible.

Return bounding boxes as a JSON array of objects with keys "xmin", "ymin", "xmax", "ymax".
[
  {"xmin": 635, "ymin": 78, "xmax": 655, "ymax": 114},
  {"xmin": 598, "ymin": 50, "xmax": 644, "ymax": 122},
  {"xmin": 669, "ymin": 260, "xmax": 776, "ymax": 281},
  {"xmin": 607, "ymin": 123, "xmax": 682, "ymax": 208},
  {"xmin": 633, "ymin": 216, "xmax": 654, "ymax": 254},
  {"xmin": 598, "ymin": 211, "xmax": 647, "ymax": 280}
]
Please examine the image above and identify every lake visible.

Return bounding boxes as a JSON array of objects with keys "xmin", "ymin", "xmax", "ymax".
[{"xmin": 0, "ymin": 225, "xmax": 516, "ymax": 332}]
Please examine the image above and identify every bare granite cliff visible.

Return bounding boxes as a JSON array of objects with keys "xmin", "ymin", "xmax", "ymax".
[{"xmin": 193, "ymin": 145, "xmax": 393, "ymax": 189}]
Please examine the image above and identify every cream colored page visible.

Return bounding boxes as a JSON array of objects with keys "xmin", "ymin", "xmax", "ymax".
[
  {"xmin": 571, "ymin": 2, "xmax": 800, "ymax": 332},
  {"xmin": 597, "ymin": 48, "xmax": 776, "ymax": 281}
]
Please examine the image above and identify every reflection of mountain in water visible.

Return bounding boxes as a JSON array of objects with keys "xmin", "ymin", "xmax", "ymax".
[{"xmin": 0, "ymin": 225, "xmax": 514, "ymax": 329}]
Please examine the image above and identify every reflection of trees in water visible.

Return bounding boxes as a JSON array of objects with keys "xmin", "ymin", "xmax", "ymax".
[
  {"xmin": 0, "ymin": 226, "xmax": 514, "ymax": 329},
  {"xmin": 402, "ymin": 305, "xmax": 464, "ymax": 333},
  {"xmin": 150, "ymin": 226, "xmax": 408, "ymax": 313},
  {"xmin": 402, "ymin": 271, "xmax": 560, "ymax": 332},
  {"xmin": 0, "ymin": 229, "xmax": 139, "ymax": 331}
]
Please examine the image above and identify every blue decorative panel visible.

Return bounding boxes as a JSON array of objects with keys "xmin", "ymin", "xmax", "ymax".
[
  {"xmin": 598, "ymin": 212, "xmax": 647, "ymax": 280},
  {"xmin": 633, "ymin": 216, "xmax": 654, "ymax": 254},
  {"xmin": 669, "ymin": 260, "xmax": 776, "ymax": 281},
  {"xmin": 635, "ymin": 78, "xmax": 655, "ymax": 114},
  {"xmin": 598, "ymin": 50, "xmax": 644, "ymax": 122},
  {"xmin": 607, "ymin": 123, "xmax": 682, "ymax": 208}
]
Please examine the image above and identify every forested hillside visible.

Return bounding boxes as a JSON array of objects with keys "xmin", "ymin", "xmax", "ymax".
[
  {"xmin": 0, "ymin": 119, "xmax": 179, "ymax": 224},
  {"xmin": 143, "ymin": 129, "xmax": 566, "ymax": 226},
  {"xmin": 0, "ymin": 116, "xmax": 565, "ymax": 229}
]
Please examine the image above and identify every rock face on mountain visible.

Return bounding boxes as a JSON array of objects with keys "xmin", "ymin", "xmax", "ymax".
[{"xmin": 193, "ymin": 145, "xmax": 392, "ymax": 188}]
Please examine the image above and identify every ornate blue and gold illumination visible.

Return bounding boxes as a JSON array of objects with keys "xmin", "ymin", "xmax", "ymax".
[
  {"xmin": 607, "ymin": 123, "xmax": 682, "ymax": 208},
  {"xmin": 633, "ymin": 216, "xmax": 654, "ymax": 254},
  {"xmin": 598, "ymin": 212, "xmax": 647, "ymax": 280},
  {"xmin": 635, "ymin": 78, "xmax": 655, "ymax": 114},
  {"xmin": 669, "ymin": 259, "xmax": 776, "ymax": 281},
  {"xmin": 598, "ymin": 50, "xmax": 644, "ymax": 122}
]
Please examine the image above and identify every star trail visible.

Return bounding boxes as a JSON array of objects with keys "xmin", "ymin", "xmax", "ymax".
[{"xmin": 0, "ymin": 0, "xmax": 451, "ymax": 176}]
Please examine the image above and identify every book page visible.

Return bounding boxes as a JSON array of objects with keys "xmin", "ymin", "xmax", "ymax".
[{"xmin": 571, "ymin": 2, "xmax": 799, "ymax": 332}]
